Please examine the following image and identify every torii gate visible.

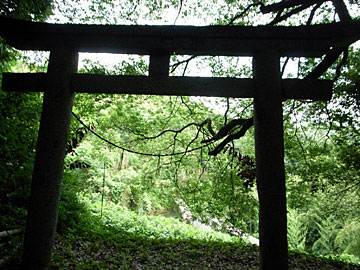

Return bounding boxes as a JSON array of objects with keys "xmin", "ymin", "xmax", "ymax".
[{"xmin": 1, "ymin": 16, "xmax": 359, "ymax": 270}]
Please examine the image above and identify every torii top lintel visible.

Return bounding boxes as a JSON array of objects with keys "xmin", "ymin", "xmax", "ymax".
[{"xmin": 1, "ymin": 16, "xmax": 359, "ymax": 57}]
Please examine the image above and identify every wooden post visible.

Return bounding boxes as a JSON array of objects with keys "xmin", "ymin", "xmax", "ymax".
[
  {"xmin": 21, "ymin": 47, "xmax": 78, "ymax": 270},
  {"xmin": 253, "ymin": 51, "xmax": 288, "ymax": 270},
  {"xmin": 149, "ymin": 50, "xmax": 170, "ymax": 76}
]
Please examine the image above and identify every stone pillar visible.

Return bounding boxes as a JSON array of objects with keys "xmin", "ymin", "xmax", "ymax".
[
  {"xmin": 253, "ymin": 51, "xmax": 288, "ymax": 270},
  {"xmin": 22, "ymin": 47, "xmax": 78, "ymax": 269}
]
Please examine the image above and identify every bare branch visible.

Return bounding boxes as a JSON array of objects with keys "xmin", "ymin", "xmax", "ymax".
[
  {"xmin": 174, "ymin": 0, "xmax": 183, "ymax": 25},
  {"xmin": 228, "ymin": 3, "xmax": 263, "ymax": 25},
  {"xmin": 281, "ymin": 57, "xmax": 290, "ymax": 77},
  {"xmin": 180, "ymin": 96, "xmax": 193, "ymax": 115},
  {"xmin": 332, "ymin": 181, "xmax": 360, "ymax": 195},
  {"xmin": 224, "ymin": 98, "xmax": 230, "ymax": 125},
  {"xmin": 207, "ymin": 118, "xmax": 216, "ymax": 137},
  {"xmin": 237, "ymin": 102, "xmax": 253, "ymax": 119},
  {"xmin": 170, "ymin": 55, "xmax": 197, "ymax": 74},
  {"xmin": 306, "ymin": 47, "xmax": 345, "ymax": 79},
  {"xmin": 181, "ymin": 58, "xmax": 191, "ymax": 76},
  {"xmin": 141, "ymin": 119, "xmax": 210, "ymax": 140},
  {"xmin": 274, "ymin": 8, "xmax": 285, "ymax": 22},
  {"xmin": 182, "ymin": 125, "xmax": 203, "ymax": 157},
  {"xmin": 72, "ymin": 112, "xmax": 210, "ymax": 157},
  {"xmin": 269, "ymin": 0, "xmax": 320, "ymax": 25},
  {"xmin": 113, "ymin": 123, "xmax": 147, "ymax": 138},
  {"xmin": 334, "ymin": 47, "xmax": 349, "ymax": 81},
  {"xmin": 261, "ymin": 0, "xmax": 315, "ymax": 14},
  {"xmin": 202, "ymin": 118, "xmax": 251, "ymax": 144},
  {"xmin": 208, "ymin": 118, "xmax": 253, "ymax": 156},
  {"xmin": 331, "ymin": 0, "xmax": 352, "ymax": 21},
  {"xmin": 307, "ymin": 1, "xmax": 324, "ymax": 25}
]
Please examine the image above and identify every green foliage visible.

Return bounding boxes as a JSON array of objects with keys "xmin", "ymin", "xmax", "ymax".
[
  {"xmin": 83, "ymin": 194, "xmax": 241, "ymax": 243},
  {"xmin": 286, "ymin": 190, "xmax": 360, "ymax": 263},
  {"xmin": 57, "ymin": 174, "xmax": 90, "ymax": 235},
  {"xmin": 52, "ymin": 185, "xmax": 359, "ymax": 269},
  {"xmin": 67, "ymin": 56, "xmax": 260, "ymax": 236},
  {"xmin": 0, "ymin": 90, "xmax": 42, "ymax": 230},
  {"xmin": 0, "ymin": 0, "xmax": 53, "ymax": 234},
  {"xmin": 0, "ymin": 0, "xmax": 53, "ymax": 21},
  {"xmin": 287, "ymin": 208, "xmax": 307, "ymax": 251},
  {"xmin": 283, "ymin": 93, "xmax": 360, "ymax": 261},
  {"xmin": 1, "ymin": 1, "xmax": 360, "ymax": 269},
  {"xmin": 335, "ymin": 220, "xmax": 360, "ymax": 258},
  {"xmin": 312, "ymin": 216, "xmax": 340, "ymax": 256}
]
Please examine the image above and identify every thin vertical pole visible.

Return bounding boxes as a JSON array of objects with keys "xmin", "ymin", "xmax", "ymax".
[
  {"xmin": 253, "ymin": 50, "xmax": 288, "ymax": 270},
  {"xmin": 101, "ymin": 161, "xmax": 106, "ymax": 219},
  {"xmin": 22, "ymin": 46, "xmax": 78, "ymax": 270}
]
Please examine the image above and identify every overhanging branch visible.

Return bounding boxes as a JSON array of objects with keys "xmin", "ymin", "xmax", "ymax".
[
  {"xmin": 260, "ymin": 0, "xmax": 318, "ymax": 14},
  {"xmin": 268, "ymin": 0, "xmax": 322, "ymax": 25},
  {"xmin": 228, "ymin": 3, "xmax": 263, "ymax": 25},
  {"xmin": 72, "ymin": 112, "xmax": 211, "ymax": 157},
  {"xmin": 205, "ymin": 118, "xmax": 254, "ymax": 156},
  {"xmin": 306, "ymin": 47, "xmax": 345, "ymax": 79}
]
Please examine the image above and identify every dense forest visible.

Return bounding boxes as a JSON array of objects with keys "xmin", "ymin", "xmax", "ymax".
[{"xmin": 0, "ymin": 0, "xmax": 359, "ymax": 269}]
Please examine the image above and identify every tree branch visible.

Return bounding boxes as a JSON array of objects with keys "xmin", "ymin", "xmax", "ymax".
[
  {"xmin": 180, "ymin": 96, "xmax": 193, "ymax": 115},
  {"xmin": 281, "ymin": 57, "xmax": 290, "ymax": 77},
  {"xmin": 307, "ymin": 1, "xmax": 324, "ymax": 25},
  {"xmin": 306, "ymin": 47, "xmax": 345, "ymax": 79},
  {"xmin": 207, "ymin": 118, "xmax": 253, "ymax": 156},
  {"xmin": 334, "ymin": 47, "xmax": 349, "ymax": 81},
  {"xmin": 228, "ymin": 3, "xmax": 263, "ymax": 25},
  {"xmin": 331, "ymin": 0, "xmax": 352, "ymax": 21},
  {"xmin": 224, "ymin": 98, "xmax": 230, "ymax": 125},
  {"xmin": 140, "ymin": 119, "xmax": 211, "ymax": 140},
  {"xmin": 268, "ymin": 0, "xmax": 320, "ymax": 25},
  {"xmin": 174, "ymin": 0, "xmax": 183, "ymax": 25},
  {"xmin": 72, "ymin": 112, "xmax": 210, "ymax": 157},
  {"xmin": 260, "ymin": 0, "xmax": 316, "ymax": 14},
  {"xmin": 202, "ymin": 118, "xmax": 251, "ymax": 144},
  {"xmin": 170, "ymin": 55, "xmax": 197, "ymax": 74}
]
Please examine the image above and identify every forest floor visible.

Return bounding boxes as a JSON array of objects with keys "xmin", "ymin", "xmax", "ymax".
[
  {"xmin": 2, "ymin": 225, "xmax": 360, "ymax": 270},
  {"xmin": 1, "ymin": 196, "xmax": 359, "ymax": 270},
  {"xmin": 49, "ymin": 235, "xmax": 360, "ymax": 270},
  {"xmin": 3, "ymin": 235, "xmax": 360, "ymax": 269}
]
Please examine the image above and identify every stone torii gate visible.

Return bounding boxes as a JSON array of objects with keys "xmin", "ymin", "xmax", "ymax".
[{"xmin": 1, "ymin": 16, "xmax": 359, "ymax": 270}]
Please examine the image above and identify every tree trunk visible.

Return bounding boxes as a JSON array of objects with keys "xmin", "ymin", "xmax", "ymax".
[
  {"xmin": 21, "ymin": 47, "xmax": 78, "ymax": 270},
  {"xmin": 253, "ymin": 51, "xmax": 288, "ymax": 270}
]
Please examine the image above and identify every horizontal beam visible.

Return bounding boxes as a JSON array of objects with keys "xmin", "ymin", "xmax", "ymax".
[
  {"xmin": 73, "ymin": 74, "xmax": 255, "ymax": 98},
  {"xmin": 2, "ymin": 73, "xmax": 332, "ymax": 100},
  {"xmin": 0, "ymin": 17, "xmax": 359, "ymax": 57}
]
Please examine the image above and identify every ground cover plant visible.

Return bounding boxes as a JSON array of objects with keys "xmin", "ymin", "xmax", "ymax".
[{"xmin": 2, "ymin": 190, "xmax": 360, "ymax": 269}]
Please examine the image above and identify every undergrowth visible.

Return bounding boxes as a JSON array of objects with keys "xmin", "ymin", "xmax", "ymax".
[
  {"xmin": 77, "ymin": 193, "xmax": 242, "ymax": 244},
  {"xmin": 51, "ymin": 193, "xmax": 360, "ymax": 269},
  {"xmin": 1, "ymin": 189, "xmax": 360, "ymax": 269}
]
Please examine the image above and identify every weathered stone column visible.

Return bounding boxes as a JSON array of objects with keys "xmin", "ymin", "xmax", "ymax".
[
  {"xmin": 253, "ymin": 51, "xmax": 288, "ymax": 270},
  {"xmin": 22, "ymin": 47, "xmax": 78, "ymax": 270}
]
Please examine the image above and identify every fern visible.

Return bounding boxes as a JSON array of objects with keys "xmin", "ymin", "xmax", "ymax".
[
  {"xmin": 287, "ymin": 208, "xmax": 307, "ymax": 251},
  {"xmin": 335, "ymin": 219, "xmax": 360, "ymax": 258},
  {"xmin": 312, "ymin": 216, "xmax": 340, "ymax": 255}
]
